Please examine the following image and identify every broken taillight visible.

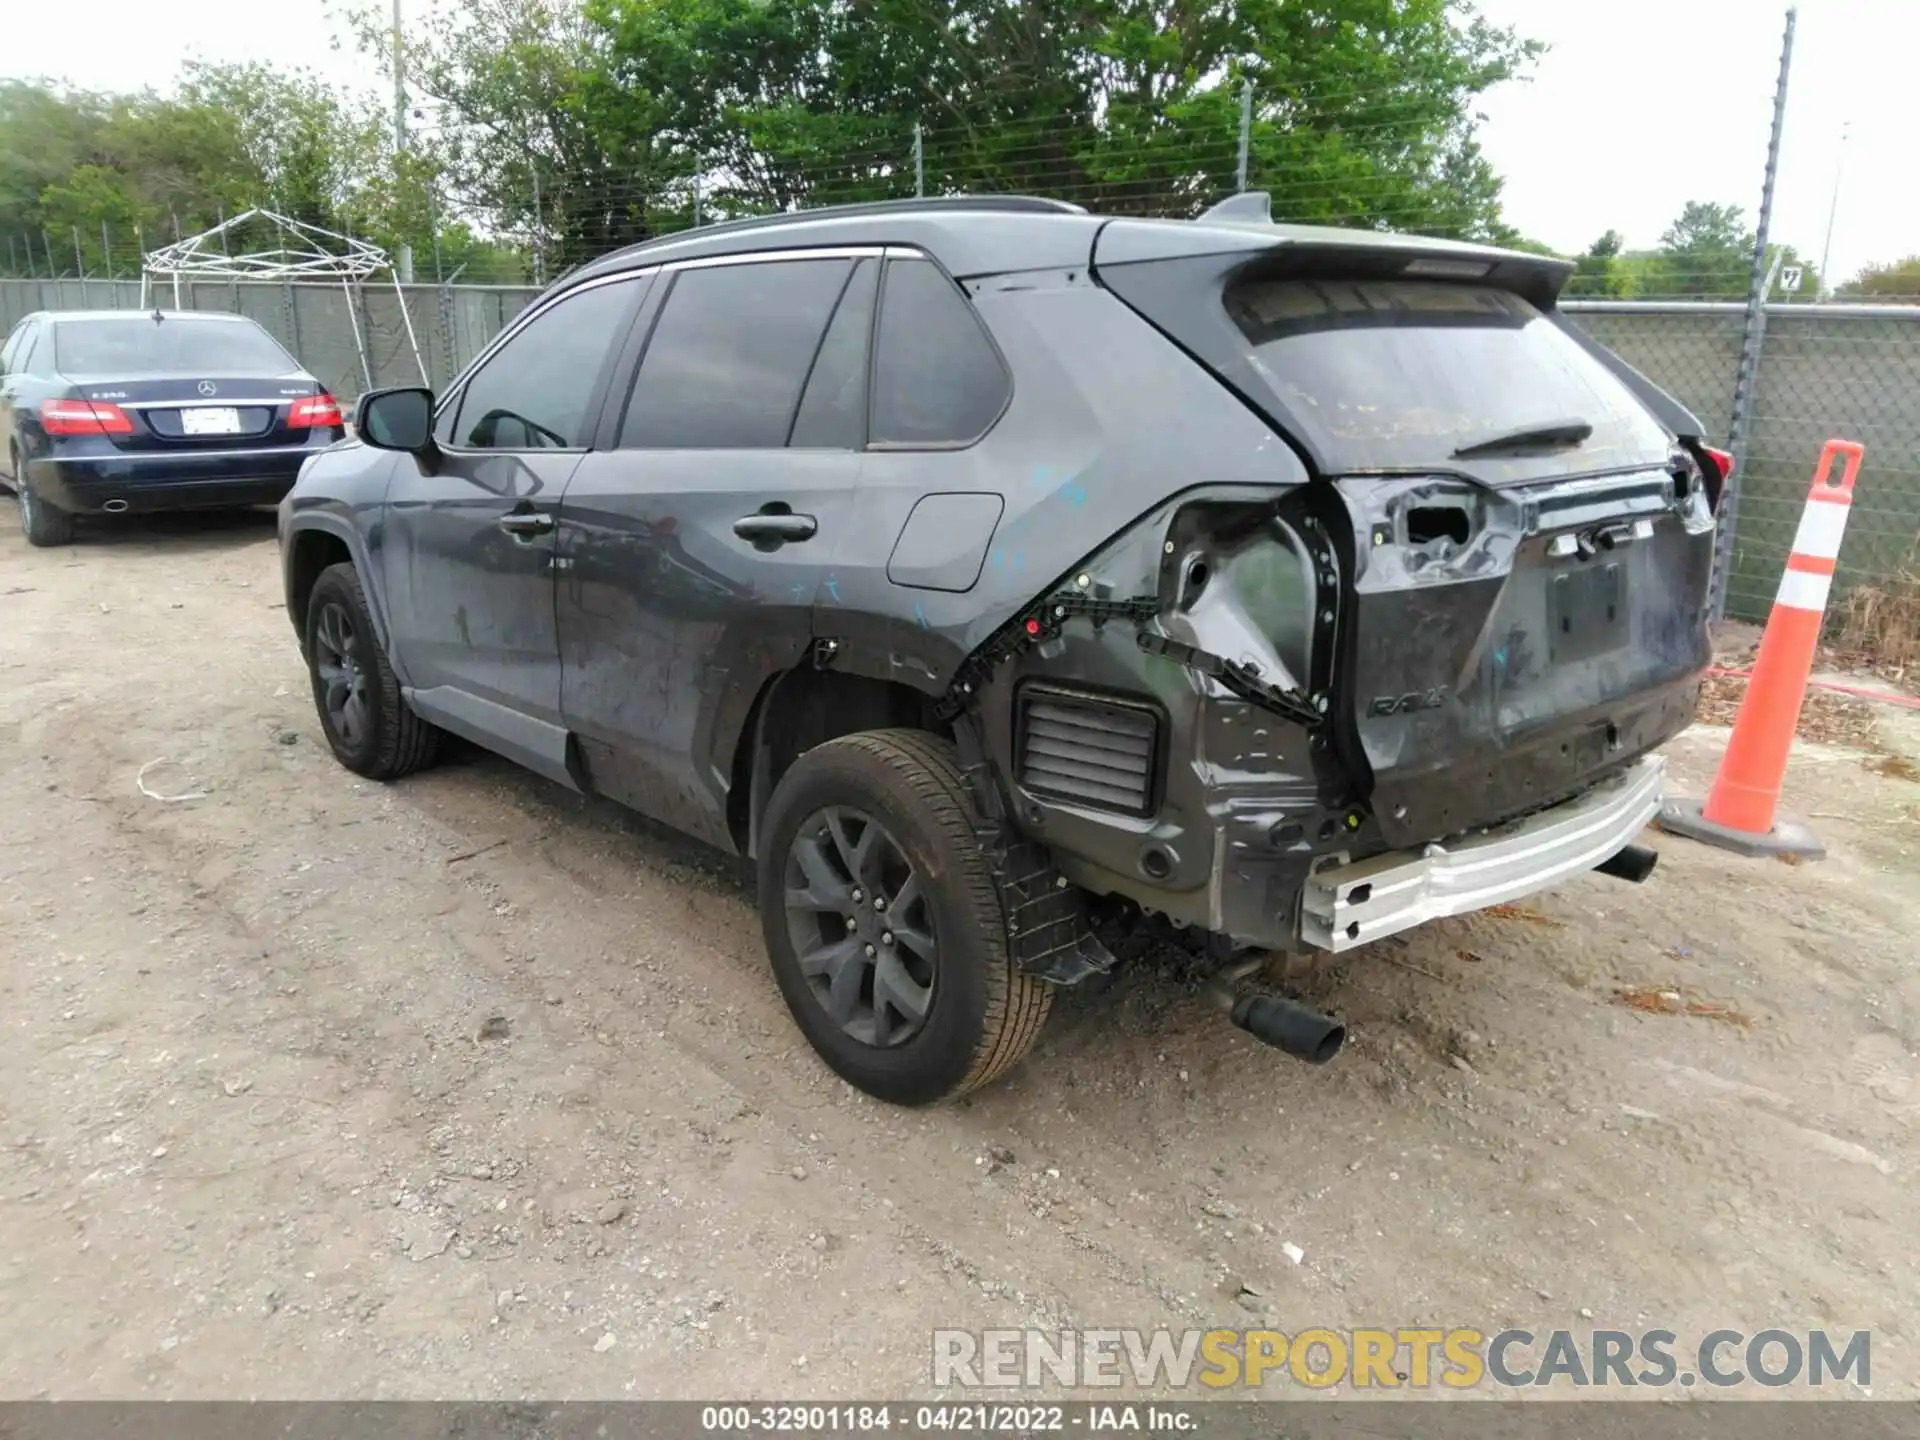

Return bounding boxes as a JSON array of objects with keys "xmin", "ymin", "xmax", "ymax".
[{"xmin": 1698, "ymin": 445, "xmax": 1735, "ymax": 510}]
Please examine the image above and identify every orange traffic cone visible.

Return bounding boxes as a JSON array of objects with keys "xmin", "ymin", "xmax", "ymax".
[{"xmin": 1661, "ymin": 438, "xmax": 1865, "ymax": 859}]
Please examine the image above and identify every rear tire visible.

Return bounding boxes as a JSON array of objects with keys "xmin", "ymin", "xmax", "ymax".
[
  {"xmin": 758, "ymin": 729, "xmax": 1052, "ymax": 1105},
  {"xmin": 15, "ymin": 454, "xmax": 74, "ymax": 548},
  {"xmin": 304, "ymin": 562, "xmax": 441, "ymax": 779}
]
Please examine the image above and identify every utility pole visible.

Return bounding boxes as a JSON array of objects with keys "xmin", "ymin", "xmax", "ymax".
[
  {"xmin": 913, "ymin": 122, "xmax": 924, "ymax": 199},
  {"xmin": 1818, "ymin": 120, "xmax": 1848, "ymax": 297},
  {"xmin": 531, "ymin": 158, "xmax": 545, "ymax": 285},
  {"xmin": 1715, "ymin": 5, "xmax": 1796, "ymax": 626},
  {"xmin": 1236, "ymin": 79, "xmax": 1253, "ymax": 193},
  {"xmin": 393, "ymin": 0, "xmax": 414, "ymax": 283}
]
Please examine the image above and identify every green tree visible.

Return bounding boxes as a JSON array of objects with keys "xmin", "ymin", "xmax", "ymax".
[
  {"xmin": 587, "ymin": 0, "xmax": 1541, "ymax": 240},
  {"xmin": 1839, "ymin": 255, "xmax": 1920, "ymax": 302},
  {"xmin": 35, "ymin": 164, "xmax": 142, "ymax": 273},
  {"xmin": 338, "ymin": 0, "xmax": 683, "ymax": 275},
  {"xmin": 1565, "ymin": 229, "xmax": 1626, "ymax": 298},
  {"xmin": 1657, "ymin": 200, "xmax": 1753, "ymax": 297},
  {"xmin": 1, "ymin": 79, "xmax": 114, "ymax": 270},
  {"xmin": 1, "ymin": 68, "xmax": 387, "ymax": 275}
]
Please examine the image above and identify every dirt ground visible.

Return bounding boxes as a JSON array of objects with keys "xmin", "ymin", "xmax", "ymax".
[{"xmin": 3, "ymin": 504, "xmax": 1918, "ymax": 1402}]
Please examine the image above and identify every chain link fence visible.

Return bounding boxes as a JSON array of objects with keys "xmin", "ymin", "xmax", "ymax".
[
  {"xmin": 1568, "ymin": 301, "xmax": 1920, "ymax": 622},
  {"xmin": 4, "ymin": 276, "xmax": 1916, "ymax": 628}
]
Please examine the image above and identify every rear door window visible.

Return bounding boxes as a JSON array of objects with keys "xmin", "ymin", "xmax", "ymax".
[
  {"xmin": 790, "ymin": 259, "xmax": 878, "ymax": 449},
  {"xmin": 1222, "ymin": 279, "xmax": 1670, "ymax": 476},
  {"xmin": 52, "ymin": 317, "xmax": 295, "ymax": 375},
  {"xmin": 869, "ymin": 258, "xmax": 1009, "ymax": 447},
  {"xmin": 1, "ymin": 321, "xmax": 31, "ymax": 374},
  {"xmin": 620, "ymin": 258, "xmax": 853, "ymax": 450}
]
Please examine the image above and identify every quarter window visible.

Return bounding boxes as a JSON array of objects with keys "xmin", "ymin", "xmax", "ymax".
[
  {"xmin": 621, "ymin": 258, "xmax": 853, "ymax": 449},
  {"xmin": 448, "ymin": 278, "xmax": 640, "ymax": 450},
  {"xmin": 869, "ymin": 258, "xmax": 1010, "ymax": 447}
]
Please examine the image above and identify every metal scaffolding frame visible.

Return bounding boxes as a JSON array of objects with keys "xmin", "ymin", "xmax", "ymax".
[{"xmin": 140, "ymin": 209, "xmax": 427, "ymax": 390}]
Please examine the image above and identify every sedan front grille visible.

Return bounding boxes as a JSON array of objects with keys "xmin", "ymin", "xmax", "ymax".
[{"xmin": 1017, "ymin": 687, "xmax": 1161, "ymax": 817}]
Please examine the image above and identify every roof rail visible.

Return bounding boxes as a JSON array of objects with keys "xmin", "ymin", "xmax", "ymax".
[{"xmin": 599, "ymin": 194, "xmax": 1088, "ymax": 263}]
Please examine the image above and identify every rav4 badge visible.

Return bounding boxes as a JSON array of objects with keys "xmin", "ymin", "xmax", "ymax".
[{"xmin": 1367, "ymin": 689, "xmax": 1448, "ymax": 717}]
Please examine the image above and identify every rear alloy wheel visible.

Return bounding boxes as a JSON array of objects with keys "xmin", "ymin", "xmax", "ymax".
[
  {"xmin": 15, "ymin": 456, "xmax": 74, "ymax": 548},
  {"xmin": 783, "ymin": 805, "xmax": 939, "ymax": 1049},
  {"xmin": 303, "ymin": 562, "xmax": 441, "ymax": 779},
  {"xmin": 759, "ymin": 730, "xmax": 1052, "ymax": 1105}
]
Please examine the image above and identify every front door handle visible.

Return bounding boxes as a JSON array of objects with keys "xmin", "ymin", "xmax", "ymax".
[
  {"xmin": 732, "ymin": 512, "xmax": 818, "ymax": 547},
  {"xmin": 498, "ymin": 509, "xmax": 555, "ymax": 539}
]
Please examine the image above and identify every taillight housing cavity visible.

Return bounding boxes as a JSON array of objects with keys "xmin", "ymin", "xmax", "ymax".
[
  {"xmin": 40, "ymin": 399, "xmax": 133, "ymax": 436},
  {"xmin": 1696, "ymin": 444, "xmax": 1734, "ymax": 512},
  {"xmin": 289, "ymin": 393, "xmax": 344, "ymax": 429}
]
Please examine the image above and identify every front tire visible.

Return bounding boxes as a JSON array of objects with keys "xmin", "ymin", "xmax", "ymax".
[
  {"xmin": 304, "ymin": 562, "xmax": 441, "ymax": 779},
  {"xmin": 15, "ymin": 455, "xmax": 75, "ymax": 548},
  {"xmin": 758, "ymin": 729, "xmax": 1052, "ymax": 1105}
]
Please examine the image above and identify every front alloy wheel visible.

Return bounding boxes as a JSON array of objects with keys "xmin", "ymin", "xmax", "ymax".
[
  {"xmin": 301, "ymin": 561, "xmax": 441, "ymax": 779},
  {"xmin": 310, "ymin": 599, "xmax": 372, "ymax": 752}
]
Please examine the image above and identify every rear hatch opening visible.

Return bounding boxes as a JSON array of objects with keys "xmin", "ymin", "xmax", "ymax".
[{"xmin": 1096, "ymin": 225, "xmax": 1717, "ymax": 848}]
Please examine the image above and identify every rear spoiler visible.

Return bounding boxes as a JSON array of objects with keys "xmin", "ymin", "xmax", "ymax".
[{"xmin": 1095, "ymin": 193, "xmax": 1575, "ymax": 312}]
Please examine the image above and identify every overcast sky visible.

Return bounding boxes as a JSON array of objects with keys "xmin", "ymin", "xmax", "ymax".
[{"xmin": 4, "ymin": 0, "xmax": 1913, "ymax": 284}]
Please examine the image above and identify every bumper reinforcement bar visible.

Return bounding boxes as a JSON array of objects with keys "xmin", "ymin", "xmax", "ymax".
[{"xmin": 1300, "ymin": 755, "xmax": 1666, "ymax": 952}]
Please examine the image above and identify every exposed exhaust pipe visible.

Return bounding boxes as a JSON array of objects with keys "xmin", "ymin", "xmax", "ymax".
[
  {"xmin": 1230, "ymin": 992, "xmax": 1346, "ymax": 1063},
  {"xmin": 101, "ymin": 498, "xmax": 129, "ymax": 514},
  {"xmin": 1205, "ymin": 958, "xmax": 1347, "ymax": 1065},
  {"xmin": 1594, "ymin": 843, "xmax": 1659, "ymax": 884}
]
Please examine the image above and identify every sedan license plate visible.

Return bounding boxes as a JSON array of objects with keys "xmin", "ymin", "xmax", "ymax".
[{"xmin": 181, "ymin": 407, "xmax": 242, "ymax": 436}]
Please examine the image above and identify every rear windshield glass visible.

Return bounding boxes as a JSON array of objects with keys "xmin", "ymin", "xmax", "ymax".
[
  {"xmin": 53, "ymin": 318, "xmax": 296, "ymax": 376},
  {"xmin": 1223, "ymin": 280, "xmax": 1669, "ymax": 474}
]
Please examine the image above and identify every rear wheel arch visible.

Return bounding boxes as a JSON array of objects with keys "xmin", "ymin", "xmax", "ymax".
[{"xmin": 729, "ymin": 665, "xmax": 952, "ymax": 858}]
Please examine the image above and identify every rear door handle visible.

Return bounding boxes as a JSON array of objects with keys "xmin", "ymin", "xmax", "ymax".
[
  {"xmin": 498, "ymin": 510, "xmax": 555, "ymax": 539},
  {"xmin": 732, "ymin": 512, "xmax": 817, "ymax": 546}
]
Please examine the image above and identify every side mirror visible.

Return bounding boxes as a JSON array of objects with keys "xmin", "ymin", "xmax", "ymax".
[{"xmin": 356, "ymin": 387, "xmax": 437, "ymax": 455}]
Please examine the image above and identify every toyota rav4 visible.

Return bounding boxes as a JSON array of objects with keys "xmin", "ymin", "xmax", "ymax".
[{"xmin": 278, "ymin": 194, "xmax": 1723, "ymax": 1105}]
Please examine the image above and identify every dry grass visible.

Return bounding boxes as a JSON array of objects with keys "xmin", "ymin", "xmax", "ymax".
[
  {"xmin": 1614, "ymin": 985, "xmax": 1755, "ymax": 1029},
  {"xmin": 1866, "ymin": 753, "xmax": 1920, "ymax": 783},
  {"xmin": 1831, "ymin": 565, "xmax": 1920, "ymax": 681},
  {"xmin": 1484, "ymin": 903, "xmax": 1564, "ymax": 928},
  {"xmin": 1696, "ymin": 669, "xmax": 1883, "ymax": 750}
]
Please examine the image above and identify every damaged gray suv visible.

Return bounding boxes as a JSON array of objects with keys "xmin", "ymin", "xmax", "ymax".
[{"xmin": 279, "ymin": 194, "xmax": 1724, "ymax": 1105}]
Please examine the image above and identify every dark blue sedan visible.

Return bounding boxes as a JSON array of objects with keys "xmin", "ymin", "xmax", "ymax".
[{"xmin": 0, "ymin": 309, "xmax": 346, "ymax": 546}]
